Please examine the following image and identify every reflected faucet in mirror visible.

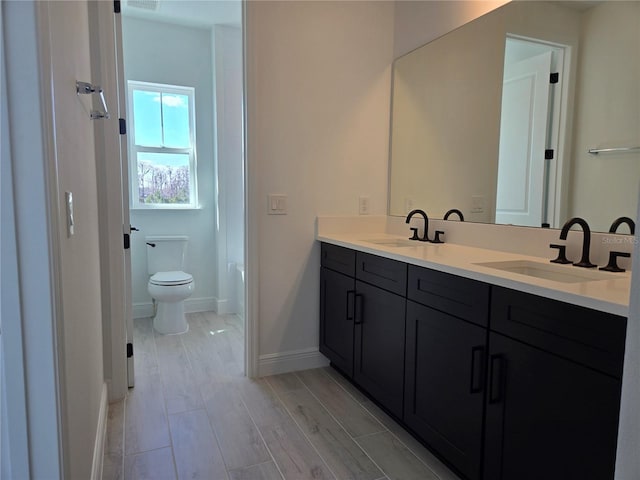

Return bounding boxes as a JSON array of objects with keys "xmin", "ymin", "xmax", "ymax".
[
  {"xmin": 556, "ymin": 217, "xmax": 596, "ymax": 269},
  {"xmin": 609, "ymin": 217, "xmax": 635, "ymax": 235},
  {"xmin": 444, "ymin": 209, "xmax": 464, "ymax": 222}
]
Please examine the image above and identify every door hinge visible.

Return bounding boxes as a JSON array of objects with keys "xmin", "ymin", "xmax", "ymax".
[
  {"xmin": 114, "ymin": 1, "xmax": 121, "ymax": 13},
  {"xmin": 124, "ymin": 233, "xmax": 130, "ymax": 249},
  {"xmin": 545, "ymin": 149, "xmax": 554, "ymax": 160},
  {"xmin": 550, "ymin": 72, "xmax": 559, "ymax": 84},
  {"xmin": 119, "ymin": 118, "xmax": 127, "ymax": 135},
  {"xmin": 127, "ymin": 342, "xmax": 133, "ymax": 358}
]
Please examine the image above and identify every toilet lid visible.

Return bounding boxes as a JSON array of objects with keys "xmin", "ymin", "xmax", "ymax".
[{"xmin": 150, "ymin": 271, "xmax": 193, "ymax": 286}]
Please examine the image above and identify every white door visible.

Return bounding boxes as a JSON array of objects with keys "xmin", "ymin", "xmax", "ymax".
[
  {"xmin": 495, "ymin": 51, "xmax": 552, "ymax": 227},
  {"xmin": 112, "ymin": 8, "xmax": 135, "ymax": 388}
]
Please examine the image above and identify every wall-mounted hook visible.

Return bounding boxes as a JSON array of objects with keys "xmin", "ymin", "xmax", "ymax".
[{"xmin": 76, "ymin": 80, "xmax": 110, "ymax": 120}]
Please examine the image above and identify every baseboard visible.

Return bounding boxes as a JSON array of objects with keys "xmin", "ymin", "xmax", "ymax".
[
  {"xmin": 90, "ymin": 382, "xmax": 108, "ymax": 480},
  {"xmin": 185, "ymin": 296, "xmax": 218, "ymax": 314},
  {"xmin": 133, "ymin": 296, "xmax": 221, "ymax": 319},
  {"xmin": 214, "ymin": 298, "xmax": 232, "ymax": 315},
  {"xmin": 258, "ymin": 348, "xmax": 330, "ymax": 377},
  {"xmin": 132, "ymin": 302, "xmax": 154, "ymax": 319}
]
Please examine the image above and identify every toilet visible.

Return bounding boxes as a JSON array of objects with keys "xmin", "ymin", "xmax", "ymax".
[{"xmin": 146, "ymin": 235, "xmax": 194, "ymax": 335}]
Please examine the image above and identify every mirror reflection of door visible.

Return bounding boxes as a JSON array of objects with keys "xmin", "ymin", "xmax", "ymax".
[{"xmin": 495, "ymin": 37, "xmax": 565, "ymax": 227}]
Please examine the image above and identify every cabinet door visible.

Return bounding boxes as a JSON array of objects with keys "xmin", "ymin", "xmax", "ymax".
[
  {"xmin": 354, "ymin": 280, "xmax": 406, "ymax": 418},
  {"xmin": 404, "ymin": 301, "xmax": 486, "ymax": 480},
  {"xmin": 320, "ymin": 267, "xmax": 355, "ymax": 377},
  {"xmin": 484, "ymin": 332, "xmax": 621, "ymax": 480}
]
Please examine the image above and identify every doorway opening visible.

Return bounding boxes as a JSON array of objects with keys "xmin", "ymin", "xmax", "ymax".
[{"xmin": 119, "ymin": 1, "xmax": 245, "ymax": 387}]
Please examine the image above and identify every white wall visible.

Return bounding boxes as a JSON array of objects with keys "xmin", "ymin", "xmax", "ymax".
[
  {"xmin": 569, "ymin": 1, "xmax": 640, "ymax": 231},
  {"xmin": 213, "ymin": 25, "xmax": 244, "ymax": 314},
  {"xmin": 246, "ymin": 0, "xmax": 394, "ymax": 372},
  {"xmin": 122, "ymin": 16, "xmax": 218, "ymax": 314}
]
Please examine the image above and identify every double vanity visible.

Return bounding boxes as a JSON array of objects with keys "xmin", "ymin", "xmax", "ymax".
[{"xmin": 317, "ymin": 219, "xmax": 631, "ymax": 480}]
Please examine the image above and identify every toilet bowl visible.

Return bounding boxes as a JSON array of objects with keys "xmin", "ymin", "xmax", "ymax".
[
  {"xmin": 146, "ymin": 235, "xmax": 194, "ymax": 334},
  {"xmin": 148, "ymin": 270, "xmax": 194, "ymax": 335}
]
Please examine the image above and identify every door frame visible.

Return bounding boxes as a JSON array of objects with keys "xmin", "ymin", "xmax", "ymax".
[
  {"xmin": 89, "ymin": 0, "xmax": 131, "ymax": 401},
  {"xmin": 498, "ymin": 34, "xmax": 570, "ymax": 229},
  {"xmin": 495, "ymin": 49, "xmax": 553, "ymax": 227},
  {"xmin": 243, "ymin": 0, "xmax": 259, "ymax": 378}
]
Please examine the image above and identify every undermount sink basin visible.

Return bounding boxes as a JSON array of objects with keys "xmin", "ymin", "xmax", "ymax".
[
  {"xmin": 362, "ymin": 238, "xmax": 424, "ymax": 248},
  {"xmin": 475, "ymin": 260, "xmax": 616, "ymax": 283}
]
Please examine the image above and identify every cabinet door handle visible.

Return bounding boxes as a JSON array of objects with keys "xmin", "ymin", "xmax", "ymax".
[
  {"xmin": 488, "ymin": 354, "xmax": 506, "ymax": 404},
  {"xmin": 469, "ymin": 346, "xmax": 485, "ymax": 394},
  {"xmin": 346, "ymin": 290, "xmax": 355, "ymax": 320},
  {"xmin": 354, "ymin": 293, "xmax": 363, "ymax": 325}
]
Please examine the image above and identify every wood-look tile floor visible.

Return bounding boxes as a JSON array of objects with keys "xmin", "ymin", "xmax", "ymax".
[{"xmin": 102, "ymin": 312, "xmax": 462, "ymax": 480}]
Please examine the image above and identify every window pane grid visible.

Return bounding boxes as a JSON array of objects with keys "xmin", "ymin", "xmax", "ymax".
[{"xmin": 128, "ymin": 81, "xmax": 197, "ymax": 208}]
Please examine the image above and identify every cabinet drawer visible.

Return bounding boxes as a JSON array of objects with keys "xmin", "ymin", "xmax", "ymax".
[
  {"xmin": 321, "ymin": 242, "xmax": 355, "ymax": 277},
  {"xmin": 407, "ymin": 265, "xmax": 490, "ymax": 327},
  {"xmin": 356, "ymin": 251, "xmax": 407, "ymax": 296},
  {"xmin": 491, "ymin": 286, "xmax": 627, "ymax": 378}
]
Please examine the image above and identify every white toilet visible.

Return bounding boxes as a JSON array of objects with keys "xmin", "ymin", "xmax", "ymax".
[{"xmin": 146, "ymin": 235, "xmax": 194, "ymax": 335}]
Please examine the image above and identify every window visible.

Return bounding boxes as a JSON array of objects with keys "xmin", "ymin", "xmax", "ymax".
[{"xmin": 127, "ymin": 81, "xmax": 198, "ymax": 208}]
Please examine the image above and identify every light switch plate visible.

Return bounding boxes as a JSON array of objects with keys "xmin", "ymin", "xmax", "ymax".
[{"xmin": 268, "ymin": 194, "xmax": 287, "ymax": 215}]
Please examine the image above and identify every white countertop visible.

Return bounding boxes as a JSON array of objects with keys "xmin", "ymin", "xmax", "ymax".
[{"xmin": 318, "ymin": 232, "xmax": 631, "ymax": 317}]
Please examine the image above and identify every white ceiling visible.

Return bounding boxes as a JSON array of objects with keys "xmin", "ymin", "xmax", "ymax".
[{"xmin": 122, "ymin": 0, "xmax": 242, "ymax": 28}]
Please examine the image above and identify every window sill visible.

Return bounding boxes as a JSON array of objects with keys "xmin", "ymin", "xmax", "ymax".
[{"xmin": 131, "ymin": 205, "xmax": 203, "ymax": 212}]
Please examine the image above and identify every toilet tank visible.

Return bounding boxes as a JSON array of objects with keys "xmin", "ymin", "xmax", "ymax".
[{"xmin": 146, "ymin": 235, "xmax": 188, "ymax": 274}]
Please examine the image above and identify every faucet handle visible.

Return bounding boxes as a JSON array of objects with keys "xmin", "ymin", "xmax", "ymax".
[
  {"xmin": 599, "ymin": 251, "xmax": 631, "ymax": 272},
  {"xmin": 409, "ymin": 227, "xmax": 420, "ymax": 241},
  {"xmin": 431, "ymin": 231, "xmax": 445, "ymax": 244},
  {"xmin": 549, "ymin": 244, "xmax": 571, "ymax": 264}
]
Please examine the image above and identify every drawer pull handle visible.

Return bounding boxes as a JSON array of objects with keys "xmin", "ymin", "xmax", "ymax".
[
  {"xmin": 346, "ymin": 290, "xmax": 355, "ymax": 320},
  {"xmin": 470, "ymin": 346, "xmax": 485, "ymax": 394},
  {"xmin": 489, "ymin": 354, "xmax": 506, "ymax": 404},
  {"xmin": 354, "ymin": 293, "xmax": 363, "ymax": 325}
]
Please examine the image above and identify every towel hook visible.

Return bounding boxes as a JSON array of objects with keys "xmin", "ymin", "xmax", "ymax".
[{"xmin": 76, "ymin": 80, "xmax": 110, "ymax": 120}]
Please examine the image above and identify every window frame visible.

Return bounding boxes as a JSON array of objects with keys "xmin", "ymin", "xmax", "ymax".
[{"xmin": 127, "ymin": 80, "xmax": 199, "ymax": 210}]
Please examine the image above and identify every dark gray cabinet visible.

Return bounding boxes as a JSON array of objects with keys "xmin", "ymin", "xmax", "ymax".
[
  {"xmin": 320, "ymin": 244, "xmax": 407, "ymax": 417},
  {"xmin": 320, "ymin": 266, "xmax": 355, "ymax": 376},
  {"xmin": 484, "ymin": 286, "xmax": 626, "ymax": 480},
  {"xmin": 404, "ymin": 265, "xmax": 490, "ymax": 480},
  {"xmin": 484, "ymin": 332, "xmax": 622, "ymax": 480},
  {"xmin": 404, "ymin": 300, "xmax": 487, "ymax": 480},
  {"xmin": 319, "ymin": 242, "xmax": 626, "ymax": 480},
  {"xmin": 354, "ymin": 279, "xmax": 406, "ymax": 418},
  {"xmin": 320, "ymin": 243, "xmax": 356, "ymax": 376}
]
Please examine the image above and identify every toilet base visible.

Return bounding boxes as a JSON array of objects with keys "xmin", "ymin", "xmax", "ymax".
[{"xmin": 153, "ymin": 300, "xmax": 189, "ymax": 335}]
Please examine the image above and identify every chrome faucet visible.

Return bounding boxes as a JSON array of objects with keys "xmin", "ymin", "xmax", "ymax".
[
  {"xmin": 608, "ymin": 216, "xmax": 635, "ymax": 235},
  {"xmin": 444, "ymin": 209, "xmax": 464, "ymax": 221},
  {"xmin": 406, "ymin": 209, "xmax": 430, "ymax": 242},
  {"xmin": 558, "ymin": 217, "xmax": 596, "ymax": 268}
]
